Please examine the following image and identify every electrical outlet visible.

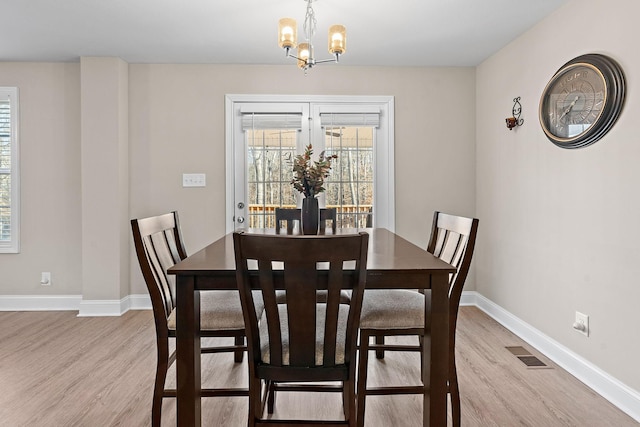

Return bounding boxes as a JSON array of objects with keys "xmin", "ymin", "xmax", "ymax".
[
  {"xmin": 41, "ymin": 272, "xmax": 51, "ymax": 286},
  {"xmin": 573, "ymin": 311, "xmax": 589, "ymax": 336}
]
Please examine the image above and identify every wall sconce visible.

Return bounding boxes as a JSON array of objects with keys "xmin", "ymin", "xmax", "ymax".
[{"xmin": 506, "ymin": 97, "xmax": 524, "ymax": 130}]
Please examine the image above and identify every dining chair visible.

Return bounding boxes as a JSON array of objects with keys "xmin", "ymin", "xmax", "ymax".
[
  {"xmin": 131, "ymin": 211, "xmax": 253, "ymax": 427},
  {"xmin": 233, "ymin": 231, "xmax": 369, "ymax": 426},
  {"xmin": 275, "ymin": 207, "xmax": 337, "ymax": 234},
  {"xmin": 356, "ymin": 211, "xmax": 479, "ymax": 427},
  {"xmin": 274, "ymin": 208, "xmax": 300, "ymax": 234}
]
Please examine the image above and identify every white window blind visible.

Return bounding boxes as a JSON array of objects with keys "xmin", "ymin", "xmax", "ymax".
[
  {"xmin": 0, "ymin": 87, "xmax": 19, "ymax": 253},
  {"xmin": 319, "ymin": 112, "xmax": 380, "ymax": 128},
  {"xmin": 241, "ymin": 113, "xmax": 303, "ymax": 131}
]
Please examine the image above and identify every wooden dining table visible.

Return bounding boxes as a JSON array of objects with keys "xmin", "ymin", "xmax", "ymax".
[{"xmin": 167, "ymin": 227, "xmax": 456, "ymax": 426}]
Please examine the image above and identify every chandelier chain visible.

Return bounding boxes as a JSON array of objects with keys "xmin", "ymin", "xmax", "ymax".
[{"xmin": 303, "ymin": 0, "xmax": 317, "ymax": 41}]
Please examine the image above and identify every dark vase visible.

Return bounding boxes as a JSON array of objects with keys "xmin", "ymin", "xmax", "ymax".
[{"xmin": 301, "ymin": 197, "xmax": 320, "ymax": 235}]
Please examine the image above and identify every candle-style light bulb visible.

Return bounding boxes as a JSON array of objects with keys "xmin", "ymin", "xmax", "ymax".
[
  {"xmin": 328, "ymin": 25, "xmax": 346, "ymax": 56},
  {"xmin": 278, "ymin": 18, "xmax": 297, "ymax": 50},
  {"xmin": 297, "ymin": 42, "xmax": 311, "ymax": 69}
]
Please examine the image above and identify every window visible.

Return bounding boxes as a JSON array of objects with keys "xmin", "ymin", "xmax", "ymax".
[
  {"xmin": 243, "ymin": 112, "xmax": 302, "ymax": 228},
  {"xmin": 0, "ymin": 87, "xmax": 19, "ymax": 253},
  {"xmin": 319, "ymin": 112, "xmax": 379, "ymax": 228},
  {"xmin": 226, "ymin": 95, "xmax": 394, "ymax": 233}
]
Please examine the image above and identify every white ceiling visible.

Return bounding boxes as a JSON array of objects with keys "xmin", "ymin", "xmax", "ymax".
[{"xmin": 2, "ymin": 0, "xmax": 568, "ymax": 66}]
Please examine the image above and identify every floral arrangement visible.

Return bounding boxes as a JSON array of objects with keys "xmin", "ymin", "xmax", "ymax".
[{"xmin": 291, "ymin": 144, "xmax": 338, "ymax": 198}]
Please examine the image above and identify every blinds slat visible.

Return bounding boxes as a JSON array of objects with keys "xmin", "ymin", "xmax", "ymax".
[
  {"xmin": 319, "ymin": 113, "xmax": 380, "ymax": 128},
  {"xmin": 241, "ymin": 113, "xmax": 303, "ymax": 131}
]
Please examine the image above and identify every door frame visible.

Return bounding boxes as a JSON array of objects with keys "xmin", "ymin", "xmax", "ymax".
[{"xmin": 225, "ymin": 94, "xmax": 395, "ymax": 233}]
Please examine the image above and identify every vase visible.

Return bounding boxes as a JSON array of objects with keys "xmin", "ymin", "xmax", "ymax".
[{"xmin": 301, "ymin": 197, "xmax": 320, "ymax": 235}]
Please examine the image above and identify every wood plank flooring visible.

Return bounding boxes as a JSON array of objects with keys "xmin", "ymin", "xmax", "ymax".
[{"xmin": 0, "ymin": 307, "xmax": 636, "ymax": 426}]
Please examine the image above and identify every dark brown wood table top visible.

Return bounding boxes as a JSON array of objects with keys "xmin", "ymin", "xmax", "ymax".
[{"xmin": 168, "ymin": 228, "xmax": 456, "ymax": 288}]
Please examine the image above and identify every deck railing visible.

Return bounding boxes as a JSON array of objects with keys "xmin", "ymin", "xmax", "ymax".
[{"xmin": 248, "ymin": 204, "xmax": 373, "ymax": 229}]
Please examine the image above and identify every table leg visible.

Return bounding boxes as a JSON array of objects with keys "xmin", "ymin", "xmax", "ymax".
[
  {"xmin": 176, "ymin": 276, "xmax": 202, "ymax": 427},
  {"xmin": 425, "ymin": 272, "xmax": 449, "ymax": 426}
]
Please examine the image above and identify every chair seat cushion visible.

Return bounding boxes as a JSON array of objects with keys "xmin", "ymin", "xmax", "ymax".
[
  {"xmin": 359, "ymin": 289, "xmax": 431, "ymax": 330},
  {"xmin": 167, "ymin": 290, "xmax": 248, "ymax": 331},
  {"xmin": 259, "ymin": 303, "xmax": 350, "ymax": 365}
]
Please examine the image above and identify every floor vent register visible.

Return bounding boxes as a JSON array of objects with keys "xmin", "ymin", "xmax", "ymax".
[{"xmin": 505, "ymin": 346, "xmax": 551, "ymax": 369}]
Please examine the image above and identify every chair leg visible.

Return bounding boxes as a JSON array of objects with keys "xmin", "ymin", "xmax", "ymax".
[
  {"xmin": 152, "ymin": 340, "xmax": 170, "ymax": 427},
  {"xmin": 267, "ymin": 380, "xmax": 276, "ymax": 414},
  {"xmin": 234, "ymin": 335, "xmax": 244, "ymax": 362},
  {"xmin": 375, "ymin": 335, "xmax": 385, "ymax": 359},
  {"xmin": 342, "ymin": 381, "xmax": 349, "ymax": 420},
  {"xmin": 450, "ymin": 359, "xmax": 461, "ymax": 427},
  {"xmin": 356, "ymin": 331, "xmax": 371, "ymax": 427},
  {"xmin": 419, "ymin": 335, "xmax": 424, "ymax": 378},
  {"xmin": 343, "ymin": 379, "xmax": 357, "ymax": 426},
  {"xmin": 247, "ymin": 376, "xmax": 261, "ymax": 427}
]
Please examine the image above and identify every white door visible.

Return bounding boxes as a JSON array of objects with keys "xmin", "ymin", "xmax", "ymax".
[{"xmin": 226, "ymin": 95, "xmax": 394, "ymax": 233}]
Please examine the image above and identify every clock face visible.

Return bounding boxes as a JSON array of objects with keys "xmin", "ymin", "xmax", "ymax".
[
  {"xmin": 539, "ymin": 54, "xmax": 625, "ymax": 149},
  {"xmin": 542, "ymin": 63, "xmax": 606, "ymax": 139}
]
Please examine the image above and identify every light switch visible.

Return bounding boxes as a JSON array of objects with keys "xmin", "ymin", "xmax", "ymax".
[{"xmin": 182, "ymin": 173, "xmax": 206, "ymax": 187}]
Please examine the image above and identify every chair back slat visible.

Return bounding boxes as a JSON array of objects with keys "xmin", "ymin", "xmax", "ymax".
[
  {"xmin": 146, "ymin": 234, "xmax": 174, "ymax": 316},
  {"xmin": 322, "ymin": 263, "xmax": 345, "ymax": 365},
  {"xmin": 257, "ymin": 259, "xmax": 285, "ymax": 366},
  {"xmin": 234, "ymin": 232, "xmax": 369, "ymax": 370}
]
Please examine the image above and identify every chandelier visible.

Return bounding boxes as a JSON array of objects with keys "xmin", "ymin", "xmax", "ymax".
[{"xmin": 278, "ymin": 0, "xmax": 346, "ymax": 72}]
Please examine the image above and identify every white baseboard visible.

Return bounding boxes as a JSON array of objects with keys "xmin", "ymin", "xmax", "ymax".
[
  {"xmin": 77, "ymin": 294, "xmax": 151, "ymax": 316},
  {"xmin": 0, "ymin": 294, "xmax": 82, "ymax": 311},
  {"xmin": 463, "ymin": 290, "xmax": 640, "ymax": 423},
  {"xmin": 0, "ymin": 293, "xmax": 151, "ymax": 315}
]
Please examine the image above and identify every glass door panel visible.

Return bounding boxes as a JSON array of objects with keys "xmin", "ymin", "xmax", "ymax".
[
  {"xmin": 247, "ymin": 130, "xmax": 297, "ymax": 228},
  {"xmin": 324, "ymin": 126, "xmax": 374, "ymax": 228}
]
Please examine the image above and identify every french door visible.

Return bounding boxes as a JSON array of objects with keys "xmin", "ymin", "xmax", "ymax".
[{"xmin": 225, "ymin": 95, "xmax": 394, "ymax": 233}]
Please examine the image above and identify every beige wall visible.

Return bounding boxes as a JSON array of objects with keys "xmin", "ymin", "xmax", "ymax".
[
  {"xmin": 476, "ymin": 0, "xmax": 640, "ymax": 392},
  {"xmin": 80, "ymin": 57, "xmax": 130, "ymax": 301},
  {"xmin": 128, "ymin": 64, "xmax": 477, "ymax": 294},
  {"xmin": 0, "ymin": 63, "xmax": 476, "ymax": 298},
  {"xmin": 0, "ymin": 63, "xmax": 82, "ymax": 295}
]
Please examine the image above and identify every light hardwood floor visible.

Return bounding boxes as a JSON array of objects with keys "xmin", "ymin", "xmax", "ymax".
[{"xmin": 0, "ymin": 307, "xmax": 637, "ymax": 426}]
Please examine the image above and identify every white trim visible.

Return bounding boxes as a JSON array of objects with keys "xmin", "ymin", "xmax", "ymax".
[
  {"xmin": 225, "ymin": 94, "xmax": 395, "ymax": 233},
  {"xmin": 127, "ymin": 293, "xmax": 152, "ymax": 310},
  {"xmin": 464, "ymin": 291, "xmax": 640, "ymax": 423},
  {"xmin": 77, "ymin": 294, "xmax": 152, "ymax": 317},
  {"xmin": 0, "ymin": 294, "xmax": 152, "ymax": 314},
  {"xmin": 0, "ymin": 87, "xmax": 20, "ymax": 253},
  {"xmin": 225, "ymin": 94, "xmax": 395, "ymax": 104},
  {"xmin": 0, "ymin": 294, "xmax": 82, "ymax": 311},
  {"xmin": 225, "ymin": 95, "xmax": 236, "ymax": 233},
  {"xmin": 459, "ymin": 290, "xmax": 477, "ymax": 307}
]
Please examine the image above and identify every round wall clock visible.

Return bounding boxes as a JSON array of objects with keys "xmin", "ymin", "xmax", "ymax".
[{"xmin": 539, "ymin": 53, "xmax": 625, "ymax": 149}]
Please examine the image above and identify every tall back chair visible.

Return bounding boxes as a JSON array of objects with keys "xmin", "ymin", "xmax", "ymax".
[
  {"xmin": 274, "ymin": 208, "xmax": 300, "ymax": 234},
  {"xmin": 356, "ymin": 211, "xmax": 479, "ymax": 427},
  {"xmin": 275, "ymin": 207, "xmax": 337, "ymax": 234},
  {"xmin": 131, "ymin": 212, "xmax": 250, "ymax": 427},
  {"xmin": 233, "ymin": 231, "xmax": 369, "ymax": 426}
]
